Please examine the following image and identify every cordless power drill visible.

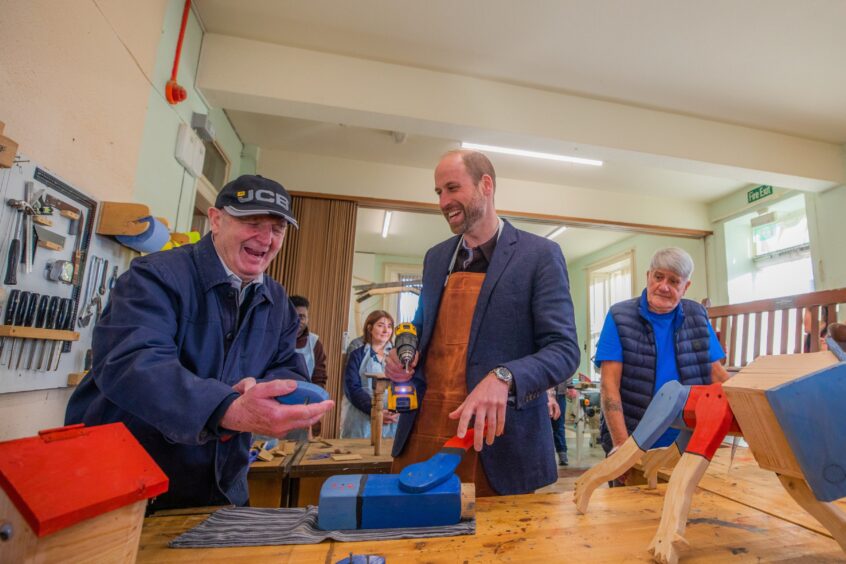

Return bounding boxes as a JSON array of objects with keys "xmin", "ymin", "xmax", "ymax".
[{"xmin": 388, "ymin": 322, "xmax": 419, "ymax": 412}]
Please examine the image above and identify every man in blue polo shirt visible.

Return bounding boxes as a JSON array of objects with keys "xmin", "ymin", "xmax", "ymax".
[{"xmin": 595, "ymin": 248, "xmax": 728, "ymax": 483}]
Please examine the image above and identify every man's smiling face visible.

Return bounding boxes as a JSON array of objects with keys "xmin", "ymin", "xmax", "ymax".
[
  {"xmin": 208, "ymin": 207, "xmax": 287, "ymax": 282},
  {"xmin": 434, "ymin": 153, "xmax": 489, "ymax": 236}
]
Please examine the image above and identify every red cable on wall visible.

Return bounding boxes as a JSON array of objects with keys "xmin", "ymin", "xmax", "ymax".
[{"xmin": 165, "ymin": 0, "xmax": 191, "ymax": 105}]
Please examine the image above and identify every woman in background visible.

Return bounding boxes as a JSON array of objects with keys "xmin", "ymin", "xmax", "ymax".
[{"xmin": 340, "ymin": 310, "xmax": 398, "ymax": 438}]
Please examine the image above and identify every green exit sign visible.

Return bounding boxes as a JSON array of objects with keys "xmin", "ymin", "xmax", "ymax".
[{"xmin": 748, "ymin": 185, "xmax": 773, "ymax": 204}]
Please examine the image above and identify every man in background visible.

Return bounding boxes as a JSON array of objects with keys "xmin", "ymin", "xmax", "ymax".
[{"xmin": 290, "ymin": 295, "xmax": 328, "ymax": 388}]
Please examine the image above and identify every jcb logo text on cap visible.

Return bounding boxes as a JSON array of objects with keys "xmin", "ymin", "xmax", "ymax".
[{"xmin": 236, "ymin": 189, "xmax": 290, "ymax": 211}]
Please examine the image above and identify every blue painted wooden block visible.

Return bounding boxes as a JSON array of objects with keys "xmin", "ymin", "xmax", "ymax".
[
  {"xmin": 398, "ymin": 448, "xmax": 464, "ymax": 493},
  {"xmin": 632, "ymin": 380, "xmax": 690, "ymax": 451},
  {"xmin": 767, "ymin": 362, "xmax": 846, "ymax": 502},
  {"xmin": 318, "ymin": 473, "xmax": 463, "ymax": 530},
  {"xmin": 276, "ymin": 381, "xmax": 330, "ymax": 405},
  {"xmin": 318, "ymin": 475, "xmax": 364, "ymax": 530}
]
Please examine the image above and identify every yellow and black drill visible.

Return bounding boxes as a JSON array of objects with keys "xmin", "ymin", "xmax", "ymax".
[{"xmin": 387, "ymin": 322, "xmax": 419, "ymax": 412}]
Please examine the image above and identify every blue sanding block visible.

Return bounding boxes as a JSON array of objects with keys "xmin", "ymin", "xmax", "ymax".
[
  {"xmin": 276, "ymin": 381, "xmax": 330, "ymax": 405},
  {"xmin": 318, "ymin": 473, "xmax": 463, "ymax": 530}
]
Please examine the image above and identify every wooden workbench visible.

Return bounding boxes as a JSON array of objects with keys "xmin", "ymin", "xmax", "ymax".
[
  {"xmin": 246, "ymin": 440, "xmax": 302, "ymax": 508},
  {"xmin": 287, "ymin": 438, "xmax": 393, "ymax": 507},
  {"xmin": 657, "ymin": 444, "xmax": 846, "ymax": 540},
  {"xmin": 137, "ymin": 484, "xmax": 843, "ymax": 562}
]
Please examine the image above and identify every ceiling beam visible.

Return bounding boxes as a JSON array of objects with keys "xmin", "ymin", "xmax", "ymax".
[
  {"xmin": 198, "ymin": 34, "xmax": 844, "ymax": 191},
  {"xmin": 292, "ymin": 191, "xmax": 711, "ymax": 239}
]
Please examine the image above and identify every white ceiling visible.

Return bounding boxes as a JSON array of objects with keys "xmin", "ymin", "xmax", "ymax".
[
  {"xmin": 197, "ymin": 0, "xmax": 846, "ymax": 143},
  {"xmin": 195, "ymin": 0, "xmax": 845, "ymax": 259}
]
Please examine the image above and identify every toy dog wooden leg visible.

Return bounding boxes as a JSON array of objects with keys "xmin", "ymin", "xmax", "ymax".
[
  {"xmin": 574, "ymin": 381, "xmax": 689, "ymax": 513},
  {"xmin": 641, "ymin": 445, "xmax": 681, "ymax": 490},
  {"xmin": 647, "ymin": 453, "xmax": 709, "ymax": 564},
  {"xmin": 648, "ymin": 383, "xmax": 737, "ymax": 564},
  {"xmin": 777, "ymin": 474, "xmax": 846, "ymax": 552}
]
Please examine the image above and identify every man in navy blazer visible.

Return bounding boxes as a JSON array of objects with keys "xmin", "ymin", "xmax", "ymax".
[{"xmin": 387, "ymin": 150, "xmax": 580, "ymax": 495}]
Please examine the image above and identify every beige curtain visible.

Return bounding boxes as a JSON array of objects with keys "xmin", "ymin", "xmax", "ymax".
[{"xmin": 268, "ymin": 195, "xmax": 357, "ymax": 438}]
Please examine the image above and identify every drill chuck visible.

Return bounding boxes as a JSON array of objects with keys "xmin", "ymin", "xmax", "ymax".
[{"xmin": 394, "ymin": 322, "xmax": 418, "ymax": 370}]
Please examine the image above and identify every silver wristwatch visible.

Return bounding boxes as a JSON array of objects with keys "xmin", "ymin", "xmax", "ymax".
[{"xmin": 492, "ymin": 366, "xmax": 513, "ymax": 389}]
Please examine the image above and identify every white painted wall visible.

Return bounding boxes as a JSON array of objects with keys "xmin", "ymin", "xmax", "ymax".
[
  {"xmin": 0, "ymin": 0, "xmax": 167, "ymax": 201},
  {"xmin": 0, "ymin": 0, "xmax": 168, "ymax": 440}
]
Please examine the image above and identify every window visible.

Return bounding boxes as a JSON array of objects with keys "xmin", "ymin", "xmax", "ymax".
[
  {"xmin": 382, "ymin": 262, "xmax": 423, "ymax": 323},
  {"xmin": 726, "ymin": 194, "xmax": 813, "ymax": 304},
  {"xmin": 586, "ymin": 252, "xmax": 635, "ymax": 380},
  {"xmin": 201, "ymin": 139, "xmax": 230, "ymax": 191}
]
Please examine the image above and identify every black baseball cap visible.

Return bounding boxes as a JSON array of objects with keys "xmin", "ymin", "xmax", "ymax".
[{"xmin": 215, "ymin": 175, "xmax": 298, "ymax": 228}]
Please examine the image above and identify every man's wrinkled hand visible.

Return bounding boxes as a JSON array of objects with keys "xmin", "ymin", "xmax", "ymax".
[
  {"xmin": 221, "ymin": 379, "xmax": 334, "ymax": 437},
  {"xmin": 384, "ymin": 348, "xmax": 417, "ymax": 382},
  {"xmin": 232, "ymin": 377, "xmax": 257, "ymax": 395},
  {"xmin": 448, "ymin": 372, "xmax": 509, "ymax": 451}
]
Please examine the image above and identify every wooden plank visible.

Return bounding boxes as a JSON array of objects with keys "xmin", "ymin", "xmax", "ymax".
[
  {"xmin": 0, "ymin": 133, "xmax": 18, "ymax": 168},
  {"xmin": 728, "ymin": 315, "xmax": 738, "ymax": 367},
  {"xmin": 708, "ymin": 288, "xmax": 846, "ymax": 317},
  {"xmin": 809, "ymin": 305, "xmax": 821, "ymax": 353},
  {"xmin": 753, "ymin": 312, "xmax": 762, "ymax": 361},
  {"xmin": 0, "ymin": 326, "xmax": 79, "ymax": 341},
  {"xmin": 794, "ymin": 308, "xmax": 804, "ymax": 353},
  {"xmin": 767, "ymin": 310, "xmax": 775, "ymax": 355},
  {"xmin": 716, "ymin": 317, "xmax": 727, "ymax": 359},
  {"xmin": 136, "ymin": 487, "xmax": 845, "ymax": 563},
  {"xmin": 1, "ymin": 488, "xmax": 147, "ymax": 563},
  {"xmin": 740, "ymin": 313, "xmax": 750, "ymax": 366},
  {"xmin": 780, "ymin": 309, "xmax": 790, "ymax": 355}
]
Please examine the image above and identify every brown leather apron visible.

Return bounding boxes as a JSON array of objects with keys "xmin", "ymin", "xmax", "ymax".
[{"xmin": 391, "ymin": 271, "xmax": 496, "ymax": 496}]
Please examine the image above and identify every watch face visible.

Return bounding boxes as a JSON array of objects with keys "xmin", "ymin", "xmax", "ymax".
[{"xmin": 495, "ymin": 367, "xmax": 512, "ymax": 382}]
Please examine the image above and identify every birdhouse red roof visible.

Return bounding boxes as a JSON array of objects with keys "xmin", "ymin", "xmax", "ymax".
[{"xmin": 0, "ymin": 423, "xmax": 168, "ymax": 537}]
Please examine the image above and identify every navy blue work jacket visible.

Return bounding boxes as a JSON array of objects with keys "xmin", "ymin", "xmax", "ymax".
[{"xmin": 65, "ymin": 234, "xmax": 306, "ymax": 510}]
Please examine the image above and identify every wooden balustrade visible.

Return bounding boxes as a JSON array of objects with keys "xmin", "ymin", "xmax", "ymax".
[{"xmin": 708, "ymin": 288, "xmax": 846, "ymax": 370}]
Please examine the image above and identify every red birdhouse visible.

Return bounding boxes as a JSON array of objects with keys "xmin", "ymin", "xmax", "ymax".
[{"xmin": 0, "ymin": 423, "xmax": 168, "ymax": 562}]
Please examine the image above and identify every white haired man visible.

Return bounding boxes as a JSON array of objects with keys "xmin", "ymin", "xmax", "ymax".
[{"xmin": 595, "ymin": 248, "xmax": 728, "ymax": 483}]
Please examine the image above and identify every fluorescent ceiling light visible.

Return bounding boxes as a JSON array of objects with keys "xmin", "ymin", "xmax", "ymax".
[
  {"xmin": 461, "ymin": 142, "xmax": 603, "ymax": 167},
  {"xmin": 381, "ymin": 210, "xmax": 393, "ymax": 238},
  {"xmin": 546, "ymin": 225, "xmax": 568, "ymax": 239}
]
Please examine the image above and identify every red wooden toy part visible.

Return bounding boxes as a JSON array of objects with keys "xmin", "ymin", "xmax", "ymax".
[
  {"xmin": 0, "ymin": 423, "xmax": 168, "ymax": 537},
  {"xmin": 682, "ymin": 383, "xmax": 740, "ymax": 460}
]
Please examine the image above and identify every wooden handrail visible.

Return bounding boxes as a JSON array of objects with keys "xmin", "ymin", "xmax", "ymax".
[{"xmin": 708, "ymin": 288, "xmax": 846, "ymax": 368}]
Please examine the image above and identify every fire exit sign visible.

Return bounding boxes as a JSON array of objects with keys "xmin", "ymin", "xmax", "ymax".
[{"xmin": 747, "ymin": 185, "xmax": 773, "ymax": 204}]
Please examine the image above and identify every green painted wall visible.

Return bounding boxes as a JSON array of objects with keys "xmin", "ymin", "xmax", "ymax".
[
  {"xmin": 567, "ymin": 234, "xmax": 708, "ymax": 378},
  {"xmin": 805, "ymin": 185, "xmax": 846, "ymax": 295},
  {"xmin": 134, "ymin": 0, "xmax": 242, "ymax": 230},
  {"xmin": 706, "ymin": 183, "xmax": 846, "ymax": 310}
]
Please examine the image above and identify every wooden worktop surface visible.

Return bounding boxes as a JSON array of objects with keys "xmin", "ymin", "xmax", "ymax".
[
  {"xmin": 289, "ymin": 438, "xmax": 394, "ymax": 477},
  {"xmin": 657, "ymin": 444, "xmax": 846, "ymax": 538},
  {"xmin": 138, "ymin": 483, "xmax": 843, "ymax": 562}
]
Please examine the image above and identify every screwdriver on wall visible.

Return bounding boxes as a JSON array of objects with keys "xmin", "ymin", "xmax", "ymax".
[
  {"xmin": 52, "ymin": 298, "xmax": 74, "ymax": 371},
  {"xmin": 3, "ymin": 203, "xmax": 24, "ymax": 285},
  {"xmin": 15, "ymin": 292, "xmax": 39, "ymax": 370},
  {"xmin": 26, "ymin": 294, "xmax": 50, "ymax": 370},
  {"xmin": 37, "ymin": 296, "xmax": 60, "ymax": 371},
  {"xmin": 6, "ymin": 291, "xmax": 32, "ymax": 366},
  {"xmin": 0, "ymin": 289, "xmax": 21, "ymax": 360}
]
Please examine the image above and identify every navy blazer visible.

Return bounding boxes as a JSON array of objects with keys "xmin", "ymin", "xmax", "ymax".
[{"xmin": 392, "ymin": 220, "xmax": 580, "ymax": 494}]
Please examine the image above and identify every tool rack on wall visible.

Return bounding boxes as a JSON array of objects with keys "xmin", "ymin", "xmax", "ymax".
[{"xmin": 0, "ymin": 155, "xmax": 134, "ymax": 394}]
